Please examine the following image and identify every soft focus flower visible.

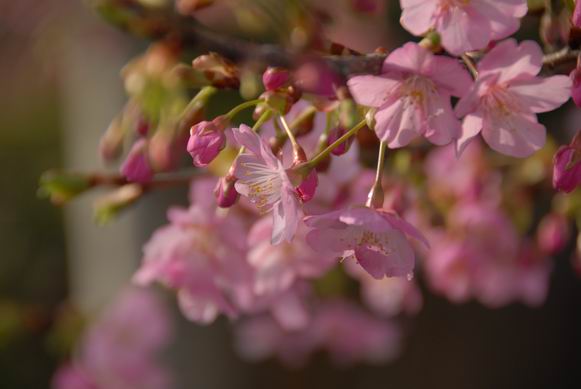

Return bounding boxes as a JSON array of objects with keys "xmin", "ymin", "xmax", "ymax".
[
  {"xmin": 120, "ymin": 138, "xmax": 154, "ymax": 184},
  {"xmin": 348, "ymin": 42, "xmax": 472, "ymax": 148},
  {"xmin": 232, "ymin": 124, "xmax": 303, "ymax": 244},
  {"xmin": 345, "ymin": 260, "xmax": 423, "ymax": 316},
  {"xmin": 456, "ymin": 39, "xmax": 572, "ymax": 157},
  {"xmin": 304, "ymin": 207, "xmax": 428, "ymax": 280},
  {"xmin": 537, "ymin": 213, "xmax": 570, "ymax": 254},
  {"xmin": 134, "ymin": 179, "xmax": 251, "ymax": 323},
  {"xmin": 247, "ymin": 217, "xmax": 335, "ymax": 297},
  {"xmin": 571, "ymin": 67, "xmax": 581, "ymax": 107},
  {"xmin": 52, "ymin": 288, "xmax": 172, "ymax": 389},
  {"xmin": 187, "ymin": 117, "xmax": 228, "ymax": 167},
  {"xmin": 399, "ymin": 0, "xmax": 527, "ymax": 55},
  {"xmin": 553, "ymin": 131, "xmax": 581, "ymax": 193},
  {"xmin": 235, "ymin": 301, "xmax": 400, "ymax": 367}
]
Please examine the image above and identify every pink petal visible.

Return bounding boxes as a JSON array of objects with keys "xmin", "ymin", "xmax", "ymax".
[
  {"xmin": 271, "ymin": 291, "xmax": 309, "ymax": 331},
  {"xmin": 399, "ymin": 0, "xmax": 438, "ymax": 36},
  {"xmin": 509, "ymin": 75, "xmax": 572, "ymax": 113},
  {"xmin": 478, "ymin": 39, "xmax": 543, "ymax": 83},
  {"xmin": 424, "ymin": 55, "xmax": 474, "ymax": 97},
  {"xmin": 456, "ymin": 113, "xmax": 484, "ymax": 156},
  {"xmin": 437, "ymin": 6, "xmax": 490, "ymax": 55},
  {"xmin": 380, "ymin": 211, "xmax": 430, "ymax": 248},
  {"xmin": 305, "ymin": 227, "xmax": 354, "ymax": 253},
  {"xmin": 347, "ymin": 75, "xmax": 401, "ymax": 108},
  {"xmin": 382, "ymin": 42, "xmax": 429, "ymax": 74},
  {"xmin": 481, "ymin": 112, "xmax": 546, "ymax": 158},
  {"xmin": 424, "ymin": 94, "xmax": 461, "ymax": 145}
]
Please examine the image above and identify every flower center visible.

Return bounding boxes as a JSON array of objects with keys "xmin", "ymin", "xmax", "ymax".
[
  {"xmin": 356, "ymin": 229, "xmax": 394, "ymax": 256},
  {"xmin": 240, "ymin": 162, "xmax": 283, "ymax": 213}
]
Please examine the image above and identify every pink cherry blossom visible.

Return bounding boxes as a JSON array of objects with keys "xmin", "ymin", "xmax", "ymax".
[
  {"xmin": 573, "ymin": 0, "xmax": 581, "ymax": 28},
  {"xmin": 246, "ymin": 217, "xmax": 335, "ymax": 296},
  {"xmin": 187, "ymin": 117, "xmax": 227, "ymax": 167},
  {"xmin": 133, "ymin": 178, "xmax": 252, "ymax": 324},
  {"xmin": 399, "ymin": 0, "xmax": 528, "ymax": 55},
  {"xmin": 344, "ymin": 260, "xmax": 423, "ymax": 316},
  {"xmin": 232, "ymin": 124, "xmax": 303, "ymax": 244},
  {"xmin": 456, "ymin": 39, "xmax": 572, "ymax": 157},
  {"xmin": 304, "ymin": 207, "xmax": 429, "ymax": 280},
  {"xmin": 120, "ymin": 138, "xmax": 153, "ymax": 184},
  {"xmin": 348, "ymin": 42, "xmax": 472, "ymax": 148}
]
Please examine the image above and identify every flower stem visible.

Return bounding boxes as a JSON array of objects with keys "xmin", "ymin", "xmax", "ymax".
[
  {"xmin": 366, "ymin": 141, "xmax": 387, "ymax": 208},
  {"xmin": 306, "ymin": 119, "xmax": 366, "ymax": 169},
  {"xmin": 461, "ymin": 54, "xmax": 478, "ymax": 79},
  {"xmin": 225, "ymin": 99, "xmax": 263, "ymax": 119},
  {"xmin": 279, "ymin": 114, "xmax": 300, "ymax": 151}
]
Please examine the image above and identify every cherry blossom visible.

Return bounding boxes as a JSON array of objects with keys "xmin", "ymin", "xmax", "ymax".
[
  {"xmin": 399, "ymin": 0, "xmax": 528, "ymax": 55},
  {"xmin": 456, "ymin": 39, "xmax": 572, "ymax": 157},
  {"xmin": 348, "ymin": 42, "xmax": 472, "ymax": 148}
]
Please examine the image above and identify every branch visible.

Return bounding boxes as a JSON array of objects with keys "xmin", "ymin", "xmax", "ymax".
[{"xmin": 89, "ymin": 0, "xmax": 579, "ymax": 78}]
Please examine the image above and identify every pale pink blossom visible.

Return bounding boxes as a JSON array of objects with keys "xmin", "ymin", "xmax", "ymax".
[
  {"xmin": 348, "ymin": 42, "xmax": 472, "ymax": 148},
  {"xmin": 247, "ymin": 217, "xmax": 336, "ymax": 296},
  {"xmin": 537, "ymin": 213, "xmax": 570, "ymax": 254},
  {"xmin": 456, "ymin": 39, "xmax": 572, "ymax": 157},
  {"xmin": 344, "ymin": 261, "xmax": 423, "ymax": 316},
  {"xmin": 133, "ymin": 179, "xmax": 252, "ymax": 324},
  {"xmin": 399, "ymin": 0, "xmax": 528, "ymax": 55},
  {"xmin": 304, "ymin": 207, "xmax": 429, "ymax": 280},
  {"xmin": 232, "ymin": 124, "xmax": 303, "ymax": 244},
  {"xmin": 235, "ymin": 301, "xmax": 401, "ymax": 367}
]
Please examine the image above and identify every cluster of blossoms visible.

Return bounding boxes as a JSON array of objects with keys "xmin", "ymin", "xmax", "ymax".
[{"xmin": 46, "ymin": 0, "xmax": 581, "ymax": 373}]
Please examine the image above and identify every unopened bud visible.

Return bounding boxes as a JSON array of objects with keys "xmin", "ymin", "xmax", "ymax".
[
  {"xmin": 187, "ymin": 116, "xmax": 228, "ymax": 167},
  {"xmin": 328, "ymin": 127, "xmax": 354, "ymax": 156},
  {"xmin": 99, "ymin": 116, "xmax": 125, "ymax": 162},
  {"xmin": 120, "ymin": 139, "xmax": 154, "ymax": 184},
  {"xmin": 192, "ymin": 53, "xmax": 239, "ymax": 89},
  {"xmin": 262, "ymin": 67, "xmax": 290, "ymax": 91},
  {"xmin": 214, "ymin": 175, "xmax": 239, "ymax": 208},
  {"xmin": 94, "ymin": 184, "xmax": 143, "ymax": 225}
]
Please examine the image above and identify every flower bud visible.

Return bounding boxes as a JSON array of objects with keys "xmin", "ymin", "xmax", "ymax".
[
  {"xmin": 295, "ymin": 169, "xmax": 318, "ymax": 202},
  {"xmin": 574, "ymin": 0, "xmax": 581, "ymax": 28},
  {"xmin": 327, "ymin": 127, "xmax": 354, "ymax": 156},
  {"xmin": 120, "ymin": 139, "xmax": 154, "ymax": 184},
  {"xmin": 187, "ymin": 116, "xmax": 228, "ymax": 167},
  {"xmin": 214, "ymin": 175, "xmax": 239, "ymax": 208},
  {"xmin": 262, "ymin": 67, "xmax": 290, "ymax": 91},
  {"xmin": 259, "ymin": 90, "xmax": 294, "ymax": 115},
  {"xmin": 537, "ymin": 213, "xmax": 570, "ymax": 254},
  {"xmin": 192, "ymin": 53, "xmax": 239, "ymax": 89},
  {"xmin": 553, "ymin": 132, "xmax": 581, "ymax": 193}
]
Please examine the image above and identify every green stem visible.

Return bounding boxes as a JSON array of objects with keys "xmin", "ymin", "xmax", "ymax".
[
  {"xmin": 366, "ymin": 141, "xmax": 387, "ymax": 208},
  {"xmin": 306, "ymin": 119, "xmax": 366, "ymax": 169},
  {"xmin": 225, "ymin": 99, "xmax": 263, "ymax": 119},
  {"xmin": 279, "ymin": 114, "xmax": 300, "ymax": 151}
]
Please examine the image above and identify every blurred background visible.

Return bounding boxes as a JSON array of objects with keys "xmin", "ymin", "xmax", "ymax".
[{"xmin": 1, "ymin": 1, "xmax": 581, "ymax": 388}]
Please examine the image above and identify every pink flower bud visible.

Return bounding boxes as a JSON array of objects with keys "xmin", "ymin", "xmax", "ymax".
[
  {"xmin": 328, "ymin": 127, "xmax": 354, "ymax": 156},
  {"xmin": 262, "ymin": 67, "xmax": 290, "ymax": 91},
  {"xmin": 573, "ymin": 0, "xmax": 581, "ymax": 28},
  {"xmin": 214, "ymin": 176, "xmax": 239, "ymax": 208},
  {"xmin": 537, "ymin": 213, "xmax": 570, "ymax": 254},
  {"xmin": 553, "ymin": 133, "xmax": 581, "ymax": 193},
  {"xmin": 120, "ymin": 139, "xmax": 153, "ymax": 184},
  {"xmin": 571, "ymin": 68, "xmax": 581, "ymax": 107},
  {"xmin": 187, "ymin": 117, "xmax": 228, "ymax": 167},
  {"xmin": 294, "ymin": 59, "xmax": 342, "ymax": 97},
  {"xmin": 296, "ymin": 169, "xmax": 318, "ymax": 202}
]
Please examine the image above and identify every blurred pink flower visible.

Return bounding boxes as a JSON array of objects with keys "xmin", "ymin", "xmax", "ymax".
[
  {"xmin": 456, "ymin": 39, "xmax": 571, "ymax": 157},
  {"xmin": 573, "ymin": 0, "xmax": 581, "ymax": 28},
  {"xmin": 52, "ymin": 288, "xmax": 172, "ymax": 389},
  {"xmin": 262, "ymin": 67, "xmax": 290, "ymax": 91},
  {"xmin": 304, "ymin": 207, "xmax": 428, "ymax": 280},
  {"xmin": 134, "ymin": 179, "xmax": 252, "ymax": 323},
  {"xmin": 232, "ymin": 124, "xmax": 302, "ymax": 244},
  {"xmin": 348, "ymin": 42, "xmax": 472, "ymax": 148},
  {"xmin": 537, "ymin": 213, "xmax": 570, "ymax": 254},
  {"xmin": 235, "ymin": 301, "xmax": 401, "ymax": 367},
  {"xmin": 187, "ymin": 117, "xmax": 227, "ymax": 167},
  {"xmin": 571, "ymin": 67, "xmax": 581, "ymax": 107},
  {"xmin": 399, "ymin": 0, "xmax": 527, "ymax": 55},
  {"xmin": 120, "ymin": 138, "xmax": 153, "ymax": 184},
  {"xmin": 344, "ymin": 260, "xmax": 423, "ymax": 316}
]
